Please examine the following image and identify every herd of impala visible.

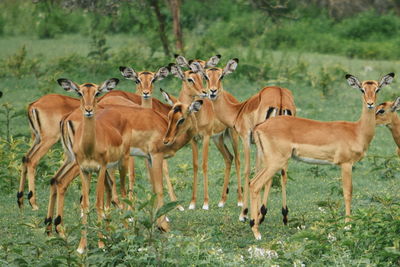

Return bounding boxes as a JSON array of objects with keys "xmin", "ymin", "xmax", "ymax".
[{"xmin": 14, "ymin": 54, "xmax": 400, "ymax": 252}]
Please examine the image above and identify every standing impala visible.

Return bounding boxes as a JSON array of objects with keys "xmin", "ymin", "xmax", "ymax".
[
  {"xmin": 163, "ymin": 55, "xmax": 242, "ymax": 209},
  {"xmin": 375, "ymin": 97, "xmax": 400, "ymax": 156},
  {"xmin": 248, "ymin": 73, "xmax": 394, "ymax": 240},
  {"xmin": 57, "ymin": 78, "xmax": 133, "ymax": 253},
  {"xmin": 194, "ymin": 59, "xmax": 296, "ymax": 221}
]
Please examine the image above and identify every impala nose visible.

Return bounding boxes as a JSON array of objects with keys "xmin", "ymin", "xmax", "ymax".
[{"xmin": 367, "ymin": 102, "xmax": 375, "ymax": 109}]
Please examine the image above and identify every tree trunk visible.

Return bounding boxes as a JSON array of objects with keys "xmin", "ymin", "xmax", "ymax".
[
  {"xmin": 169, "ymin": 0, "xmax": 184, "ymax": 53},
  {"xmin": 150, "ymin": 0, "xmax": 171, "ymax": 56}
]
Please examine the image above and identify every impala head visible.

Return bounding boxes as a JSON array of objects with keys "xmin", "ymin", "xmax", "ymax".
[
  {"xmin": 189, "ymin": 58, "xmax": 239, "ymax": 100},
  {"xmin": 174, "ymin": 54, "xmax": 222, "ymax": 97},
  {"xmin": 169, "ymin": 63, "xmax": 207, "ymax": 97},
  {"xmin": 375, "ymin": 97, "xmax": 400, "ymax": 126},
  {"xmin": 119, "ymin": 66, "xmax": 169, "ymax": 99},
  {"xmin": 57, "ymin": 78, "xmax": 119, "ymax": 118},
  {"xmin": 163, "ymin": 100, "xmax": 203, "ymax": 145},
  {"xmin": 345, "ymin": 73, "xmax": 394, "ymax": 110}
]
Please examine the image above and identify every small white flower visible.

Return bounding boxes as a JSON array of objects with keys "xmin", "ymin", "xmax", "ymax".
[
  {"xmin": 296, "ymin": 225, "xmax": 306, "ymax": 230},
  {"xmin": 327, "ymin": 233, "xmax": 336, "ymax": 243},
  {"xmin": 344, "ymin": 225, "xmax": 352, "ymax": 231},
  {"xmin": 318, "ymin": 207, "xmax": 326, "ymax": 213},
  {"xmin": 248, "ymin": 246, "xmax": 278, "ymax": 259},
  {"xmin": 294, "ymin": 260, "xmax": 306, "ymax": 267}
]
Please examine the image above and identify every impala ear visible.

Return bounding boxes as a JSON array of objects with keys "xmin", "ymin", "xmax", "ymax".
[
  {"xmin": 345, "ymin": 74, "xmax": 363, "ymax": 91},
  {"xmin": 119, "ymin": 66, "xmax": 138, "ymax": 80},
  {"xmin": 189, "ymin": 61, "xmax": 207, "ymax": 79},
  {"xmin": 160, "ymin": 88, "xmax": 176, "ymax": 105},
  {"xmin": 391, "ymin": 97, "xmax": 400, "ymax": 112},
  {"xmin": 57, "ymin": 78, "xmax": 79, "ymax": 92},
  {"xmin": 205, "ymin": 54, "xmax": 221, "ymax": 68},
  {"xmin": 175, "ymin": 54, "xmax": 190, "ymax": 68},
  {"xmin": 222, "ymin": 58, "xmax": 239, "ymax": 77},
  {"xmin": 99, "ymin": 78, "xmax": 119, "ymax": 92},
  {"xmin": 153, "ymin": 66, "xmax": 169, "ymax": 82},
  {"xmin": 188, "ymin": 99, "xmax": 203, "ymax": 113},
  {"xmin": 169, "ymin": 63, "xmax": 185, "ymax": 80},
  {"xmin": 378, "ymin": 73, "xmax": 395, "ymax": 91}
]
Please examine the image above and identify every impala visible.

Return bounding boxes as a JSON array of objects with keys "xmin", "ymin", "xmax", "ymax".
[
  {"xmin": 249, "ymin": 73, "xmax": 394, "ymax": 240},
  {"xmin": 194, "ymin": 59, "xmax": 296, "ymax": 221},
  {"xmin": 163, "ymin": 55, "xmax": 242, "ymax": 209},
  {"xmin": 56, "ymin": 78, "xmax": 133, "ymax": 253}
]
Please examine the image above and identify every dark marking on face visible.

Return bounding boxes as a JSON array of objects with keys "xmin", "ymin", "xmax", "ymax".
[
  {"xmin": 226, "ymin": 187, "xmax": 229, "ymax": 194},
  {"xmin": 266, "ymin": 107, "xmax": 275, "ymax": 119},
  {"xmin": 209, "ymin": 68, "xmax": 219, "ymax": 71},
  {"xmin": 249, "ymin": 219, "xmax": 255, "ymax": 228},
  {"xmin": 28, "ymin": 191, "xmax": 33, "ymax": 200},
  {"xmin": 141, "ymin": 71, "xmax": 152, "ymax": 75},
  {"xmin": 173, "ymin": 106, "xmax": 182, "ymax": 113},
  {"xmin": 83, "ymin": 83, "xmax": 94, "ymax": 87},
  {"xmin": 243, "ymin": 208, "xmax": 248, "ymax": 216},
  {"xmin": 364, "ymin": 81, "xmax": 375, "ymax": 85},
  {"xmin": 44, "ymin": 217, "xmax": 52, "ymax": 226},
  {"xmin": 50, "ymin": 178, "xmax": 56, "ymax": 185}
]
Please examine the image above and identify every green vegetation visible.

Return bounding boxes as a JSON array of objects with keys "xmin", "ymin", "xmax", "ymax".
[{"xmin": 0, "ymin": 0, "xmax": 400, "ymax": 266}]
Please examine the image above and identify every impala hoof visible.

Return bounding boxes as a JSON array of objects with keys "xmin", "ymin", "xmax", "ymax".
[
  {"xmin": 239, "ymin": 214, "xmax": 248, "ymax": 222},
  {"xmin": 218, "ymin": 201, "xmax": 225, "ymax": 208},
  {"xmin": 76, "ymin": 247, "xmax": 85, "ymax": 254},
  {"xmin": 202, "ymin": 204, "xmax": 209, "ymax": 210},
  {"xmin": 254, "ymin": 232, "xmax": 262, "ymax": 240},
  {"xmin": 177, "ymin": 205, "xmax": 185, "ymax": 211},
  {"xmin": 188, "ymin": 203, "xmax": 195, "ymax": 210},
  {"xmin": 128, "ymin": 217, "xmax": 134, "ymax": 222},
  {"xmin": 237, "ymin": 202, "xmax": 243, "ymax": 207},
  {"xmin": 166, "ymin": 216, "xmax": 170, "ymax": 222}
]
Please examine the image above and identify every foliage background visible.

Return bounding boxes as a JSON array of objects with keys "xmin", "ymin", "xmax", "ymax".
[{"xmin": 0, "ymin": 0, "xmax": 400, "ymax": 265}]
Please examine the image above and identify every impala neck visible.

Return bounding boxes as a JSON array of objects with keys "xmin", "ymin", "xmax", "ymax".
[
  {"xmin": 178, "ymin": 83, "xmax": 198, "ymax": 104},
  {"xmin": 81, "ymin": 115, "xmax": 96, "ymax": 156},
  {"xmin": 388, "ymin": 113, "xmax": 400, "ymax": 148},
  {"xmin": 141, "ymin": 97, "xmax": 152, "ymax": 108},
  {"xmin": 164, "ymin": 115, "xmax": 198, "ymax": 152},
  {"xmin": 357, "ymin": 103, "xmax": 376, "ymax": 150},
  {"xmin": 212, "ymin": 90, "xmax": 244, "ymax": 127}
]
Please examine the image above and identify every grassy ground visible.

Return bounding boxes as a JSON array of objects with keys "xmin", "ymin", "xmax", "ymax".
[{"xmin": 0, "ymin": 35, "xmax": 400, "ymax": 266}]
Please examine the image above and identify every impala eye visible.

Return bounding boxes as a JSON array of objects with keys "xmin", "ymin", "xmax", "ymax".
[
  {"xmin": 77, "ymin": 92, "xmax": 83, "ymax": 97},
  {"xmin": 376, "ymin": 109, "xmax": 385, "ymax": 115},
  {"xmin": 187, "ymin": 78, "xmax": 194, "ymax": 83},
  {"xmin": 177, "ymin": 118, "xmax": 185, "ymax": 125},
  {"xmin": 95, "ymin": 91, "xmax": 101, "ymax": 97},
  {"xmin": 135, "ymin": 79, "xmax": 140, "ymax": 84}
]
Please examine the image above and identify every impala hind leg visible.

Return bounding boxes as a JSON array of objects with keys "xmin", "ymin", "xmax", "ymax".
[
  {"xmin": 281, "ymin": 167, "xmax": 289, "ymax": 225},
  {"xmin": 20, "ymin": 135, "xmax": 58, "ymax": 210},
  {"xmin": 239, "ymin": 136, "xmax": 251, "ymax": 222},
  {"xmin": 250, "ymin": 164, "xmax": 282, "ymax": 240},
  {"xmin": 212, "ymin": 134, "xmax": 233, "ymax": 208},
  {"xmin": 189, "ymin": 140, "xmax": 199, "ymax": 209},
  {"xmin": 45, "ymin": 160, "xmax": 78, "ymax": 235},
  {"xmin": 341, "ymin": 163, "xmax": 353, "ymax": 223},
  {"xmin": 230, "ymin": 129, "xmax": 242, "ymax": 206},
  {"xmin": 96, "ymin": 167, "xmax": 107, "ymax": 249},
  {"xmin": 201, "ymin": 135, "xmax": 211, "ymax": 210}
]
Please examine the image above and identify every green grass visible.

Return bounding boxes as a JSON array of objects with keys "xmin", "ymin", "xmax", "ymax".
[{"xmin": 0, "ymin": 35, "xmax": 400, "ymax": 266}]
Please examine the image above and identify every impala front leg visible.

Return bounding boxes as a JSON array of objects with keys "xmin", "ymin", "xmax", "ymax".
[
  {"xmin": 163, "ymin": 160, "xmax": 184, "ymax": 211},
  {"xmin": 202, "ymin": 135, "xmax": 211, "ymax": 210},
  {"xmin": 341, "ymin": 163, "xmax": 353, "ymax": 223},
  {"xmin": 189, "ymin": 140, "xmax": 199, "ymax": 209},
  {"xmin": 230, "ymin": 129, "xmax": 242, "ymax": 206},
  {"xmin": 96, "ymin": 167, "xmax": 107, "ymax": 249},
  {"xmin": 77, "ymin": 170, "xmax": 90, "ymax": 254}
]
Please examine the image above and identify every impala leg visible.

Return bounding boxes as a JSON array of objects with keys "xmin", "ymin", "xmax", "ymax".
[
  {"xmin": 128, "ymin": 156, "xmax": 135, "ymax": 205},
  {"xmin": 259, "ymin": 179, "xmax": 272, "ymax": 225},
  {"xmin": 54, "ymin": 163, "xmax": 80, "ymax": 237},
  {"xmin": 96, "ymin": 167, "xmax": 107, "ymax": 249},
  {"xmin": 250, "ymin": 164, "xmax": 282, "ymax": 240},
  {"xmin": 45, "ymin": 159, "xmax": 77, "ymax": 235},
  {"xmin": 281, "ymin": 167, "xmax": 289, "ymax": 225},
  {"xmin": 230, "ymin": 129, "xmax": 242, "ymax": 206},
  {"xmin": 202, "ymin": 135, "xmax": 211, "ymax": 210},
  {"xmin": 149, "ymin": 154, "xmax": 169, "ymax": 231},
  {"xmin": 106, "ymin": 170, "xmax": 121, "ymax": 209},
  {"xmin": 119, "ymin": 155, "xmax": 129, "ymax": 207},
  {"xmin": 213, "ymin": 134, "xmax": 233, "ymax": 208},
  {"xmin": 25, "ymin": 136, "xmax": 58, "ymax": 210},
  {"xmin": 189, "ymin": 140, "xmax": 199, "ymax": 209},
  {"xmin": 239, "ymin": 136, "xmax": 251, "ymax": 222},
  {"xmin": 341, "ymin": 163, "xmax": 353, "ymax": 223},
  {"xmin": 77, "ymin": 170, "xmax": 90, "ymax": 254},
  {"xmin": 163, "ymin": 160, "xmax": 184, "ymax": 211}
]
